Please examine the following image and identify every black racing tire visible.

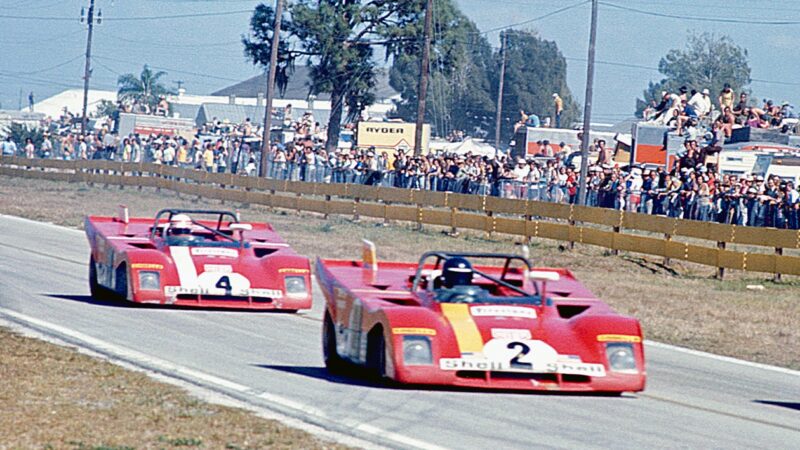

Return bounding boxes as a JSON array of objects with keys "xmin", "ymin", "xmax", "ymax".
[
  {"xmin": 89, "ymin": 256, "xmax": 101, "ymax": 298},
  {"xmin": 115, "ymin": 263, "xmax": 129, "ymax": 301},
  {"xmin": 323, "ymin": 312, "xmax": 348, "ymax": 374},
  {"xmin": 366, "ymin": 327, "xmax": 388, "ymax": 380}
]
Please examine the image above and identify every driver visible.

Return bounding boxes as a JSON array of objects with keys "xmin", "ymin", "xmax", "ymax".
[
  {"xmin": 167, "ymin": 213, "xmax": 196, "ymax": 241},
  {"xmin": 442, "ymin": 257, "xmax": 473, "ymax": 288}
]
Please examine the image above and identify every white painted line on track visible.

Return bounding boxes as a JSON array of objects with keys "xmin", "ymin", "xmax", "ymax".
[
  {"xmin": 645, "ymin": 340, "xmax": 800, "ymax": 377},
  {"xmin": 354, "ymin": 423, "xmax": 448, "ymax": 450},
  {"xmin": 0, "ymin": 306, "xmax": 436, "ymax": 450}
]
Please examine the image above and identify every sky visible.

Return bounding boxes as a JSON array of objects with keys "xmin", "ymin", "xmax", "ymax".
[{"xmin": 2, "ymin": 0, "xmax": 800, "ymax": 125}]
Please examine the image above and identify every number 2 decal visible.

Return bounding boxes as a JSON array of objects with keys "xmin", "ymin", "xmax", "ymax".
[
  {"xmin": 216, "ymin": 275, "xmax": 232, "ymax": 291},
  {"xmin": 507, "ymin": 341, "xmax": 533, "ymax": 370}
]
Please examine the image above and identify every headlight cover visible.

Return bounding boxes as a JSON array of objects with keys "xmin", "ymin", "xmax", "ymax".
[
  {"xmin": 138, "ymin": 271, "xmax": 160, "ymax": 291},
  {"xmin": 402, "ymin": 336, "xmax": 433, "ymax": 365},
  {"xmin": 605, "ymin": 343, "xmax": 637, "ymax": 373},
  {"xmin": 284, "ymin": 276, "xmax": 307, "ymax": 297}
]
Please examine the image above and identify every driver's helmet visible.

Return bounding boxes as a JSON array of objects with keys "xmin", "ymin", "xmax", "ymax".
[
  {"xmin": 169, "ymin": 213, "xmax": 193, "ymax": 236},
  {"xmin": 442, "ymin": 257, "xmax": 473, "ymax": 288}
]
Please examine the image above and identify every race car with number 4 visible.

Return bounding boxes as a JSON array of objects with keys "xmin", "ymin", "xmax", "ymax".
[
  {"xmin": 85, "ymin": 207, "xmax": 312, "ymax": 311},
  {"xmin": 316, "ymin": 243, "xmax": 645, "ymax": 393}
]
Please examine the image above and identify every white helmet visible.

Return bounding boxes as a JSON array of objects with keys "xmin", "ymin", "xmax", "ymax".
[{"xmin": 169, "ymin": 214, "xmax": 192, "ymax": 234}]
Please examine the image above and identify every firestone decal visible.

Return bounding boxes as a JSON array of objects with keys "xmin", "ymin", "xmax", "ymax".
[{"xmin": 470, "ymin": 306, "xmax": 537, "ymax": 319}]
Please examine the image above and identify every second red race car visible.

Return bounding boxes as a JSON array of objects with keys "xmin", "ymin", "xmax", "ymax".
[
  {"xmin": 316, "ymin": 243, "xmax": 646, "ymax": 393},
  {"xmin": 85, "ymin": 207, "xmax": 312, "ymax": 311}
]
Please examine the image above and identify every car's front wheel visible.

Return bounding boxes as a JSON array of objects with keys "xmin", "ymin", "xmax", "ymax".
[
  {"xmin": 114, "ymin": 264, "xmax": 128, "ymax": 301},
  {"xmin": 366, "ymin": 327, "xmax": 388, "ymax": 380},
  {"xmin": 323, "ymin": 312, "xmax": 348, "ymax": 374}
]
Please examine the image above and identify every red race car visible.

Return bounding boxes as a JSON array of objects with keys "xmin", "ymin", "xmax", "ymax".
[
  {"xmin": 316, "ymin": 243, "xmax": 645, "ymax": 393},
  {"xmin": 85, "ymin": 207, "xmax": 312, "ymax": 311}
]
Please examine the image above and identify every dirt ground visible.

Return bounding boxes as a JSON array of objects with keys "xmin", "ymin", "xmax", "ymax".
[
  {"xmin": 0, "ymin": 175, "xmax": 798, "ymax": 370},
  {"xmin": 0, "ymin": 328, "xmax": 345, "ymax": 450}
]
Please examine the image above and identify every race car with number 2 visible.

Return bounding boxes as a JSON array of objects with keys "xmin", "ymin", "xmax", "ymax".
[
  {"xmin": 316, "ymin": 243, "xmax": 645, "ymax": 393},
  {"xmin": 85, "ymin": 207, "xmax": 312, "ymax": 311}
]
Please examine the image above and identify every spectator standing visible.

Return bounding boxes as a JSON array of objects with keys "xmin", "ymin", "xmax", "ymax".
[
  {"xmin": 553, "ymin": 93, "xmax": 563, "ymax": 128},
  {"xmin": 718, "ymin": 83, "xmax": 734, "ymax": 111}
]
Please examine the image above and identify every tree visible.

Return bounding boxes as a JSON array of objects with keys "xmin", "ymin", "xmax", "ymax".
[
  {"xmin": 4, "ymin": 123, "xmax": 43, "ymax": 150},
  {"xmin": 388, "ymin": 0, "xmax": 495, "ymax": 138},
  {"xmin": 636, "ymin": 32, "xmax": 751, "ymax": 116},
  {"xmin": 243, "ymin": 1, "xmax": 426, "ymax": 153},
  {"xmin": 117, "ymin": 65, "xmax": 174, "ymax": 111},
  {"xmin": 493, "ymin": 29, "xmax": 578, "ymax": 143}
]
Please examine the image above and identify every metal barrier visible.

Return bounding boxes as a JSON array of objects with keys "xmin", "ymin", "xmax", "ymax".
[{"xmin": 1, "ymin": 155, "xmax": 799, "ymax": 278}]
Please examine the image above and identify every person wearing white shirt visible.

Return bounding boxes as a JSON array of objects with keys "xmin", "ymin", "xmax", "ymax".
[{"xmin": 688, "ymin": 88, "xmax": 713, "ymax": 117}]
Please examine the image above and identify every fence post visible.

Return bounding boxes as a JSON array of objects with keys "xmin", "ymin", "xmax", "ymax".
[
  {"xmin": 324, "ymin": 195, "xmax": 331, "ymax": 220},
  {"xmin": 716, "ymin": 241, "xmax": 726, "ymax": 279},
  {"xmin": 774, "ymin": 247, "xmax": 783, "ymax": 282},
  {"xmin": 353, "ymin": 197, "xmax": 360, "ymax": 222},
  {"xmin": 663, "ymin": 233, "xmax": 672, "ymax": 266}
]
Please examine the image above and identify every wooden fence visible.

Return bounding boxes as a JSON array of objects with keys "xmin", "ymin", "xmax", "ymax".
[{"xmin": 2, "ymin": 156, "xmax": 799, "ymax": 278}]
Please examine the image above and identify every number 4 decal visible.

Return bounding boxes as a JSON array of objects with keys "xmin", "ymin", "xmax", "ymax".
[{"xmin": 216, "ymin": 275, "xmax": 232, "ymax": 292}]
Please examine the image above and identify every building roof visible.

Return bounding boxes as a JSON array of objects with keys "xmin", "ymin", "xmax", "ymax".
[{"xmin": 212, "ymin": 65, "xmax": 398, "ymax": 102}]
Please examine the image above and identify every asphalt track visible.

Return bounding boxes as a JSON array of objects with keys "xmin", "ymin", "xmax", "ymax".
[{"xmin": 0, "ymin": 214, "xmax": 798, "ymax": 449}]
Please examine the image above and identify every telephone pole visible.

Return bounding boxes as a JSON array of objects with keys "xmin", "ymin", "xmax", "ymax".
[
  {"xmin": 577, "ymin": 0, "xmax": 598, "ymax": 206},
  {"xmin": 414, "ymin": 0, "xmax": 434, "ymax": 156},
  {"xmin": 494, "ymin": 32, "xmax": 508, "ymax": 153},
  {"xmin": 260, "ymin": 0, "xmax": 284, "ymax": 177},
  {"xmin": 81, "ymin": 0, "xmax": 100, "ymax": 138}
]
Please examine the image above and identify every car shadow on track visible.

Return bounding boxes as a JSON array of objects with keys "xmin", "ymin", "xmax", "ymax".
[
  {"xmin": 44, "ymin": 294, "xmax": 130, "ymax": 308},
  {"xmin": 253, "ymin": 364, "xmax": 635, "ymax": 397},
  {"xmin": 43, "ymin": 294, "xmax": 301, "ymax": 314},
  {"xmin": 754, "ymin": 400, "xmax": 800, "ymax": 412}
]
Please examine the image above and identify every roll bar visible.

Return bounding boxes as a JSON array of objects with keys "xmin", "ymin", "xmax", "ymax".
[{"xmin": 410, "ymin": 252, "xmax": 537, "ymax": 297}]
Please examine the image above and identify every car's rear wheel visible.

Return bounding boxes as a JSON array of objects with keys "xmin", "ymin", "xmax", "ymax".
[
  {"xmin": 366, "ymin": 327, "xmax": 388, "ymax": 380},
  {"xmin": 323, "ymin": 312, "xmax": 348, "ymax": 374}
]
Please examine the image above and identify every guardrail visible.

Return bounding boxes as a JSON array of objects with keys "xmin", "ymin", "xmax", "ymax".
[{"xmin": 2, "ymin": 156, "xmax": 799, "ymax": 278}]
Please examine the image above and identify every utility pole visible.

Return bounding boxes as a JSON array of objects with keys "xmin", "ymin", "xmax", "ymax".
[
  {"xmin": 260, "ymin": 0, "xmax": 284, "ymax": 178},
  {"xmin": 494, "ymin": 32, "xmax": 508, "ymax": 153},
  {"xmin": 414, "ymin": 0, "xmax": 434, "ymax": 156},
  {"xmin": 577, "ymin": 0, "xmax": 598, "ymax": 206},
  {"xmin": 80, "ymin": 0, "xmax": 100, "ymax": 138}
]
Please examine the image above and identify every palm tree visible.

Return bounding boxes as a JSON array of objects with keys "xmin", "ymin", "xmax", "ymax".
[{"xmin": 117, "ymin": 65, "xmax": 174, "ymax": 112}]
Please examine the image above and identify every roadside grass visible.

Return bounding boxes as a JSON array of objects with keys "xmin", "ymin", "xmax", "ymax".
[
  {"xmin": 0, "ymin": 329, "xmax": 344, "ymax": 449},
  {"xmin": 0, "ymin": 174, "xmax": 798, "ymax": 371}
]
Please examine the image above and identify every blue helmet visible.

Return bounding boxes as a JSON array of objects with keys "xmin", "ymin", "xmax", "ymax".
[{"xmin": 442, "ymin": 257, "xmax": 473, "ymax": 288}]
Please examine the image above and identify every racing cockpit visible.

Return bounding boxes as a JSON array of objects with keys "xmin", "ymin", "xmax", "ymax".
[
  {"xmin": 411, "ymin": 252, "xmax": 542, "ymax": 305},
  {"xmin": 150, "ymin": 209, "xmax": 251, "ymax": 248}
]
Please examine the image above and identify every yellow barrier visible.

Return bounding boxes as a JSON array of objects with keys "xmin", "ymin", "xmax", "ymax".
[{"xmin": 3, "ymin": 156, "xmax": 800, "ymax": 276}]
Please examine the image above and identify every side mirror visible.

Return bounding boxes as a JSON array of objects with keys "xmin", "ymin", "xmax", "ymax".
[
  {"xmin": 529, "ymin": 271, "xmax": 559, "ymax": 302},
  {"xmin": 529, "ymin": 271, "xmax": 560, "ymax": 282}
]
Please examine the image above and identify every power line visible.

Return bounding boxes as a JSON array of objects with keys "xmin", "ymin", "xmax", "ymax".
[
  {"xmin": 93, "ymin": 55, "xmax": 243, "ymax": 82},
  {"xmin": 0, "ymin": 9, "xmax": 252, "ymax": 22},
  {"xmin": 5, "ymin": 55, "xmax": 84, "ymax": 76},
  {"xmin": 480, "ymin": 0, "xmax": 590, "ymax": 35},
  {"xmin": 600, "ymin": 1, "xmax": 800, "ymax": 25}
]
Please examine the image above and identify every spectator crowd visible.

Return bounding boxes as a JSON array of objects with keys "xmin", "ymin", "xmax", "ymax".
[{"xmin": 2, "ymin": 83, "xmax": 799, "ymax": 230}]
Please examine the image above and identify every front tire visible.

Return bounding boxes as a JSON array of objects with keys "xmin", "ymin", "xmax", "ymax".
[
  {"xmin": 366, "ymin": 327, "xmax": 387, "ymax": 380},
  {"xmin": 89, "ymin": 256, "xmax": 101, "ymax": 298},
  {"xmin": 323, "ymin": 312, "xmax": 348, "ymax": 374},
  {"xmin": 114, "ymin": 263, "xmax": 129, "ymax": 301}
]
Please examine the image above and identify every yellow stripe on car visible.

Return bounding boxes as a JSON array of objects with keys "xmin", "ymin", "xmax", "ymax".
[
  {"xmin": 392, "ymin": 327, "xmax": 437, "ymax": 336},
  {"xmin": 597, "ymin": 334, "xmax": 642, "ymax": 343},
  {"xmin": 441, "ymin": 303, "xmax": 484, "ymax": 355}
]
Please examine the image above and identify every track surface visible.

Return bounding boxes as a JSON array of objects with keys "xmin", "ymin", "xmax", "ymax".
[{"xmin": 1, "ymin": 214, "xmax": 798, "ymax": 449}]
